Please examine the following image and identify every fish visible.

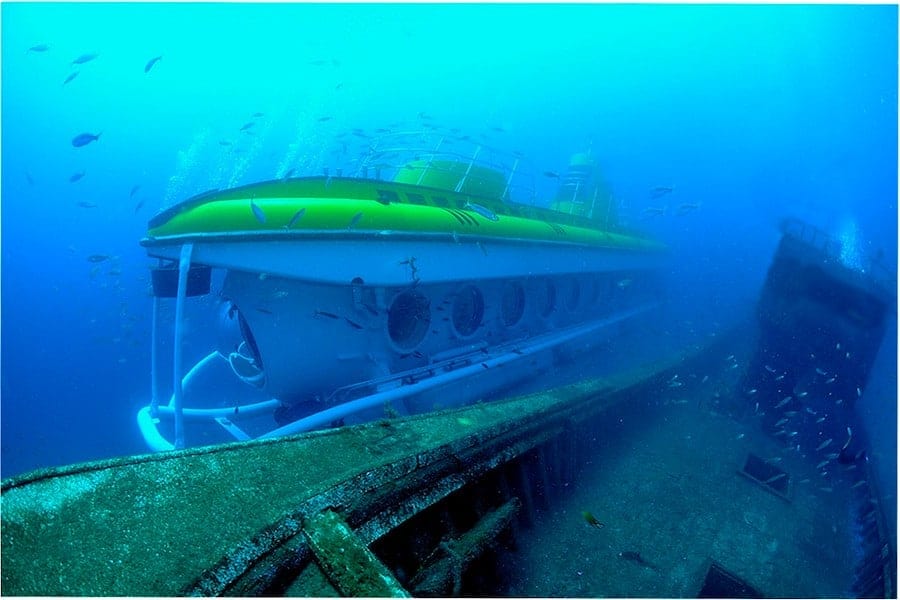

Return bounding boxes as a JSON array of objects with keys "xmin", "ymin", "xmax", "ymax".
[
  {"xmin": 701, "ymin": 375, "xmax": 709, "ymax": 383},
  {"xmin": 317, "ymin": 116, "xmax": 333, "ymax": 122},
  {"xmin": 249, "ymin": 200, "xmax": 266, "ymax": 224},
  {"xmin": 72, "ymin": 52, "xmax": 99, "ymax": 65},
  {"xmin": 815, "ymin": 367, "xmax": 827, "ymax": 376},
  {"xmin": 62, "ymin": 71, "xmax": 79, "ymax": 85},
  {"xmin": 87, "ymin": 254, "xmax": 110, "ymax": 263},
  {"xmin": 774, "ymin": 417, "xmax": 789, "ymax": 427},
  {"xmin": 850, "ymin": 480, "xmax": 866, "ymax": 490},
  {"xmin": 282, "ymin": 168, "xmax": 297, "ymax": 180},
  {"xmin": 815, "ymin": 438, "xmax": 833, "ymax": 451},
  {"xmin": 796, "ymin": 391, "xmax": 809, "ymax": 398},
  {"xmin": 816, "ymin": 460, "xmax": 831, "ymax": 470},
  {"xmin": 815, "ymin": 416, "xmax": 826, "ymax": 423},
  {"xmin": 857, "ymin": 387, "xmax": 862, "ymax": 397},
  {"xmin": 134, "ymin": 199, "xmax": 146, "ymax": 213},
  {"xmin": 774, "ymin": 396, "xmax": 792, "ymax": 409},
  {"xmin": 764, "ymin": 473, "xmax": 786, "ymax": 484},
  {"xmin": 618, "ymin": 551, "xmax": 660, "ymax": 573},
  {"xmin": 676, "ymin": 202, "xmax": 701, "ymax": 215},
  {"xmin": 252, "ymin": 112, "xmax": 265, "ymax": 118},
  {"xmin": 314, "ymin": 309, "xmax": 340, "ymax": 320},
  {"xmin": 344, "ymin": 317, "xmax": 364, "ymax": 330},
  {"xmin": 284, "ymin": 208, "xmax": 306, "ymax": 229},
  {"xmin": 254, "ymin": 307, "xmax": 274, "ymax": 315},
  {"xmin": 72, "ymin": 132, "xmax": 101, "ymax": 147},
  {"xmin": 129, "ymin": 184, "xmax": 141, "ymax": 198},
  {"xmin": 746, "ymin": 388, "xmax": 758, "ymax": 395},
  {"xmin": 581, "ymin": 510, "xmax": 603, "ymax": 528},
  {"xmin": 77, "ymin": 201, "xmax": 98, "ymax": 208},
  {"xmin": 219, "ymin": 140, "xmax": 233, "ymax": 146},
  {"xmin": 69, "ymin": 171, "xmax": 86, "ymax": 183},
  {"xmin": 775, "ymin": 374, "xmax": 785, "ymax": 381},
  {"xmin": 240, "ymin": 121, "xmax": 255, "ymax": 131},
  {"xmin": 764, "ymin": 365, "xmax": 776, "ymax": 373},
  {"xmin": 642, "ymin": 206, "xmax": 666, "ymax": 217},
  {"xmin": 144, "ymin": 55, "xmax": 162, "ymax": 73},
  {"xmin": 347, "ymin": 211, "xmax": 364, "ymax": 230},
  {"xmin": 543, "ymin": 171, "xmax": 561, "ymax": 179},
  {"xmin": 650, "ymin": 186, "xmax": 674, "ymax": 199},
  {"xmin": 491, "ymin": 126, "xmax": 505, "ymax": 133},
  {"xmin": 825, "ymin": 377, "xmax": 836, "ymax": 384},
  {"xmin": 617, "ymin": 278, "xmax": 633, "ymax": 289},
  {"xmin": 27, "ymin": 43, "xmax": 50, "ymax": 53},
  {"xmin": 465, "ymin": 201, "xmax": 499, "ymax": 222}
]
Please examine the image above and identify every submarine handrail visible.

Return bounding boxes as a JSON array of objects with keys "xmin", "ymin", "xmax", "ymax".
[
  {"xmin": 260, "ymin": 302, "xmax": 658, "ymax": 440},
  {"xmin": 351, "ymin": 129, "xmax": 538, "ymax": 205}
]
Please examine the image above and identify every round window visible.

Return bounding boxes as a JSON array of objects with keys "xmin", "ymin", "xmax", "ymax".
[
  {"xmin": 500, "ymin": 281, "xmax": 526, "ymax": 327},
  {"xmin": 387, "ymin": 291, "xmax": 431, "ymax": 350},
  {"xmin": 451, "ymin": 285, "xmax": 484, "ymax": 337}
]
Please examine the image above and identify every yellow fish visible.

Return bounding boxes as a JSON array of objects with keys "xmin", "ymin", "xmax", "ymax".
[{"xmin": 582, "ymin": 510, "xmax": 604, "ymax": 529}]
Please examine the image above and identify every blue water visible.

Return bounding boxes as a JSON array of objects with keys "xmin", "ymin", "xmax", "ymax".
[{"xmin": 1, "ymin": 1, "xmax": 896, "ymax": 497}]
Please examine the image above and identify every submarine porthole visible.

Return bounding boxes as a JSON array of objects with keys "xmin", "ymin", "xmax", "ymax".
[
  {"xmin": 500, "ymin": 281, "xmax": 526, "ymax": 327},
  {"xmin": 451, "ymin": 285, "xmax": 485, "ymax": 338},
  {"xmin": 535, "ymin": 279, "xmax": 556, "ymax": 319},
  {"xmin": 387, "ymin": 290, "xmax": 431, "ymax": 351}
]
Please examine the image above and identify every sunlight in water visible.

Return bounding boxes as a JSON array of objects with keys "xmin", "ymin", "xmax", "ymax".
[
  {"xmin": 837, "ymin": 218, "xmax": 865, "ymax": 271},
  {"xmin": 163, "ymin": 129, "xmax": 210, "ymax": 207}
]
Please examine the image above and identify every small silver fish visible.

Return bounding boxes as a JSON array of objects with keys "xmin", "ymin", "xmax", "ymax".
[
  {"xmin": 764, "ymin": 365, "xmax": 776, "ymax": 373},
  {"xmin": 825, "ymin": 377, "xmax": 836, "ymax": 384},
  {"xmin": 804, "ymin": 407, "xmax": 816, "ymax": 415},
  {"xmin": 348, "ymin": 211, "xmax": 364, "ymax": 230},
  {"xmin": 701, "ymin": 375, "xmax": 709, "ymax": 383},
  {"xmin": 144, "ymin": 55, "xmax": 163, "ymax": 73},
  {"xmin": 775, "ymin": 374, "xmax": 785, "ymax": 381},
  {"xmin": 284, "ymin": 208, "xmax": 306, "ymax": 229},
  {"xmin": 816, "ymin": 367, "xmax": 827, "ymax": 376},
  {"xmin": 774, "ymin": 397, "xmax": 792, "ymax": 409},
  {"xmin": 72, "ymin": 52, "xmax": 99, "ymax": 65},
  {"xmin": 775, "ymin": 417, "xmax": 789, "ymax": 427},
  {"xmin": 856, "ymin": 387, "xmax": 862, "ymax": 397},
  {"xmin": 815, "ymin": 416, "xmax": 826, "ymax": 423},
  {"xmin": 63, "ymin": 71, "xmax": 79, "ymax": 85},
  {"xmin": 736, "ymin": 433, "xmax": 745, "ymax": 440},
  {"xmin": 764, "ymin": 473, "xmax": 786, "ymax": 484},
  {"xmin": 796, "ymin": 391, "xmax": 808, "ymax": 398},
  {"xmin": 816, "ymin": 460, "xmax": 831, "ymax": 470},
  {"xmin": 746, "ymin": 388, "xmax": 758, "ymax": 395},
  {"xmin": 465, "ymin": 201, "xmax": 500, "ymax": 222},
  {"xmin": 815, "ymin": 438, "xmax": 833, "ymax": 451},
  {"xmin": 851, "ymin": 480, "xmax": 866, "ymax": 489},
  {"xmin": 249, "ymin": 200, "xmax": 266, "ymax": 224}
]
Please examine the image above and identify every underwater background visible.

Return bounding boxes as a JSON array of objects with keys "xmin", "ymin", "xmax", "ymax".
[{"xmin": 1, "ymin": 0, "xmax": 896, "ymax": 525}]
